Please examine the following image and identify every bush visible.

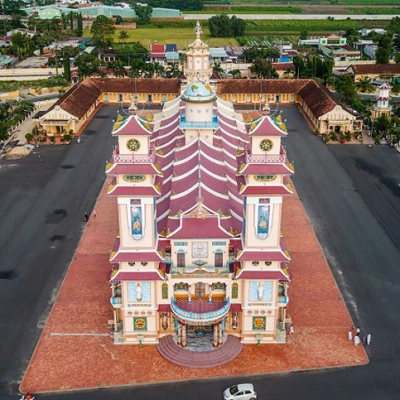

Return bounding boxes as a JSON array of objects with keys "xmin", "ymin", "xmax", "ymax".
[
  {"xmin": 25, "ymin": 133, "xmax": 34, "ymax": 143},
  {"xmin": 330, "ymin": 132, "xmax": 338, "ymax": 141}
]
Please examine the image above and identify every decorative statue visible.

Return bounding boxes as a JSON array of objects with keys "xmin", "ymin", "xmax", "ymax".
[
  {"xmin": 231, "ymin": 312, "xmax": 239, "ymax": 330},
  {"xmin": 161, "ymin": 313, "xmax": 169, "ymax": 330},
  {"xmin": 188, "ymin": 287, "xmax": 192, "ymax": 303},
  {"xmin": 258, "ymin": 281, "xmax": 264, "ymax": 301},
  {"xmin": 136, "ymin": 282, "xmax": 142, "ymax": 302},
  {"xmin": 208, "ymin": 286, "xmax": 213, "ymax": 302}
]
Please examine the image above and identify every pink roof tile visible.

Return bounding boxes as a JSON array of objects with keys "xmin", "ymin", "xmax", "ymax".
[
  {"xmin": 168, "ymin": 216, "xmax": 231, "ymax": 239},
  {"xmin": 110, "ymin": 270, "xmax": 163, "ymax": 282},
  {"xmin": 110, "ymin": 250, "xmax": 162, "ymax": 262},
  {"xmin": 248, "ymin": 116, "xmax": 287, "ymax": 136},
  {"xmin": 106, "ymin": 163, "xmax": 162, "ymax": 175},
  {"xmin": 113, "ymin": 115, "xmax": 152, "ymax": 136},
  {"xmin": 108, "ymin": 186, "xmax": 160, "ymax": 196},
  {"xmin": 237, "ymin": 250, "xmax": 290, "ymax": 262},
  {"xmin": 236, "ymin": 270, "xmax": 290, "ymax": 281}
]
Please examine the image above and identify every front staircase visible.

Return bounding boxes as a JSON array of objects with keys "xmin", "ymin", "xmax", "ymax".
[{"xmin": 156, "ymin": 334, "xmax": 243, "ymax": 368}]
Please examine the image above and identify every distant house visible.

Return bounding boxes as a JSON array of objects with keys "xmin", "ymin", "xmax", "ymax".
[
  {"xmin": 37, "ymin": 7, "xmax": 62, "ymax": 19},
  {"xmin": 318, "ymin": 34, "xmax": 361, "ymax": 63},
  {"xmin": 165, "ymin": 44, "xmax": 179, "ymax": 65},
  {"xmin": 150, "ymin": 44, "xmax": 165, "ymax": 65},
  {"xmin": 358, "ymin": 28, "xmax": 386, "ymax": 37},
  {"xmin": 7, "ymin": 28, "xmax": 36, "ymax": 37},
  {"xmin": 209, "ymin": 47, "xmax": 229, "ymax": 64},
  {"xmin": 346, "ymin": 64, "xmax": 400, "ymax": 82},
  {"xmin": 99, "ymin": 49, "xmax": 117, "ymax": 63}
]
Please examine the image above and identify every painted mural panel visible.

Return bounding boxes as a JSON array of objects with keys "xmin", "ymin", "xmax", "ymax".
[
  {"xmin": 131, "ymin": 199, "xmax": 143, "ymax": 240},
  {"xmin": 257, "ymin": 198, "xmax": 270, "ymax": 239},
  {"xmin": 249, "ymin": 281, "xmax": 273, "ymax": 302},
  {"xmin": 127, "ymin": 282, "xmax": 151, "ymax": 303}
]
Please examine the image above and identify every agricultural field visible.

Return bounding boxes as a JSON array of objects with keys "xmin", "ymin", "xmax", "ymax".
[
  {"xmin": 84, "ymin": 27, "xmax": 238, "ymax": 49},
  {"xmin": 103, "ymin": 16, "xmax": 392, "ymax": 50},
  {"xmin": 201, "ymin": 1, "xmax": 400, "ymax": 15}
]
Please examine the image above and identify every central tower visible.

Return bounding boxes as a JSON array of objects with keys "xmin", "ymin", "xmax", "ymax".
[{"xmin": 185, "ymin": 21, "xmax": 213, "ymax": 85}]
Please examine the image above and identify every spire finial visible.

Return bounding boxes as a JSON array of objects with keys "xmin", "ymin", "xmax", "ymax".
[{"xmin": 194, "ymin": 20, "xmax": 202, "ymax": 40}]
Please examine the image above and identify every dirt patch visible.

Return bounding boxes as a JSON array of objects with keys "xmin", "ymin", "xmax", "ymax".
[{"xmin": 299, "ymin": 5, "xmax": 350, "ymax": 14}]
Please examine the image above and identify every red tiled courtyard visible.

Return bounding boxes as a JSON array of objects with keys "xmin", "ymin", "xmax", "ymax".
[{"xmin": 21, "ymin": 175, "xmax": 368, "ymax": 393}]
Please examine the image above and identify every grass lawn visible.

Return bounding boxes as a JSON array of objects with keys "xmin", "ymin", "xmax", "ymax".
[{"xmin": 83, "ymin": 27, "xmax": 239, "ymax": 49}]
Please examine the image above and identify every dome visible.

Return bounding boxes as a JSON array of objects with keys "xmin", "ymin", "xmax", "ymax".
[{"xmin": 182, "ymin": 81, "xmax": 216, "ymax": 102}]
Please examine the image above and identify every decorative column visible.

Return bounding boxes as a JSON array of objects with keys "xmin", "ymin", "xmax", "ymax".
[
  {"xmin": 177, "ymin": 322, "xmax": 183, "ymax": 346},
  {"xmin": 218, "ymin": 322, "xmax": 223, "ymax": 346},
  {"xmin": 181, "ymin": 323, "xmax": 187, "ymax": 347},
  {"xmin": 213, "ymin": 323, "xmax": 218, "ymax": 347}
]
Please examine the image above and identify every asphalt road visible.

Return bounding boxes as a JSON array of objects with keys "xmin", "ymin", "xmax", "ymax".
[
  {"xmin": 0, "ymin": 105, "xmax": 118, "ymax": 398},
  {"xmin": 1, "ymin": 104, "xmax": 400, "ymax": 399}
]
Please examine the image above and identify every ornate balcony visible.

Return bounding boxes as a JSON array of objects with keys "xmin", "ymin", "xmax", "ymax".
[
  {"xmin": 170, "ymin": 263, "xmax": 230, "ymax": 275},
  {"xmin": 171, "ymin": 297, "xmax": 230, "ymax": 324}
]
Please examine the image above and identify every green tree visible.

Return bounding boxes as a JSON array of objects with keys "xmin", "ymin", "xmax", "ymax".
[
  {"xmin": 230, "ymin": 15, "xmax": 246, "ymax": 37},
  {"xmin": 375, "ymin": 34, "xmax": 394, "ymax": 64},
  {"xmin": 134, "ymin": 5, "xmax": 153, "ymax": 25},
  {"xmin": 165, "ymin": 63, "xmax": 181, "ymax": 78},
  {"xmin": 250, "ymin": 59, "xmax": 279, "ymax": 79},
  {"xmin": 335, "ymin": 75, "xmax": 357, "ymax": 104},
  {"xmin": 90, "ymin": 15, "xmax": 115, "ymax": 50},
  {"xmin": 76, "ymin": 13, "xmax": 83, "ymax": 37},
  {"xmin": 209, "ymin": 14, "xmax": 232, "ymax": 38},
  {"xmin": 299, "ymin": 30, "xmax": 308, "ymax": 40},
  {"xmin": 0, "ymin": 121, "xmax": 9, "ymax": 142},
  {"xmin": 63, "ymin": 55, "xmax": 71, "ymax": 82},
  {"xmin": 118, "ymin": 30, "xmax": 129, "ymax": 50},
  {"xmin": 229, "ymin": 69, "xmax": 242, "ymax": 79},
  {"xmin": 374, "ymin": 114, "xmax": 391, "ymax": 139},
  {"xmin": 355, "ymin": 76, "xmax": 375, "ymax": 93},
  {"xmin": 75, "ymin": 52, "xmax": 102, "ymax": 80}
]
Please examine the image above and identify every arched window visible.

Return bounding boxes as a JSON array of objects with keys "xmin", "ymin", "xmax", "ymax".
[
  {"xmin": 215, "ymin": 249, "xmax": 223, "ymax": 267},
  {"xmin": 177, "ymin": 250, "xmax": 185, "ymax": 268}
]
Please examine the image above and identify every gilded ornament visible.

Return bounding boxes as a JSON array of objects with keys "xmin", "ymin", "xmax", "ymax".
[
  {"xmin": 260, "ymin": 139, "xmax": 273, "ymax": 152},
  {"xmin": 127, "ymin": 138, "xmax": 140, "ymax": 152}
]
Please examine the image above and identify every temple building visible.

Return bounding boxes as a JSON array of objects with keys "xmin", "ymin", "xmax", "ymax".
[
  {"xmin": 371, "ymin": 82, "xmax": 392, "ymax": 121},
  {"xmin": 107, "ymin": 22, "xmax": 294, "ymax": 355}
]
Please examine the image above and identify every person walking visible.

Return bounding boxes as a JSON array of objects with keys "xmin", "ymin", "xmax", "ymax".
[
  {"xmin": 356, "ymin": 327, "xmax": 361, "ymax": 336},
  {"xmin": 348, "ymin": 328, "xmax": 353, "ymax": 341},
  {"xmin": 93, "ymin": 209, "xmax": 97, "ymax": 218},
  {"xmin": 84, "ymin": 212, "xmax": 89, "ymax": 222},
  {"xmin": 289, "ymin": 325, "xmax": 295, "ymax": 335},
  {"xmin": 366, "ymin": 333, "xmax": 372, "ymax": 346},
  {"xmin": 354, "ymin": 335, "xmax": 361, "ymax": 346}
]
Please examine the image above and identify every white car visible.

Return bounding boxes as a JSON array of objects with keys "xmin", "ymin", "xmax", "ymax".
[{"xmin": 223, "ymin": 383, "xmax": 257, "ymax": 400}]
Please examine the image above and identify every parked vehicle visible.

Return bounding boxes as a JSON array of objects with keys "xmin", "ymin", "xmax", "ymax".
[{"xmin": 223, "ymin": 383, "xmax": 257, "ymax": 400}]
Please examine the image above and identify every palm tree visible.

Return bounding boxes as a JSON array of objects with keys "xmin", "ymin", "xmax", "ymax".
[
  {"xmin": 165, "ymin": 63, "xmax": 181, "ymax": 78},
  {"xmin": 118, "ymin": 30, "xmax": 129, "ymax": 47},
  {"xmin": 213, "ymin": 62, "xmax": 224, "ymax": 77},
  {"xmin": 229, "ymin": 69, "xmax": 241, "ymax": 79},
  {"xmin": 283, "ymin": 67, "xmax": 293, "ymax": 79},
  {"xmin": 153, "ymin": 62, "xmax": 165, "ymax": 78},
  {"xmin": 355, "ymin": 76, "xmax": 375, "ymax": 93}
]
